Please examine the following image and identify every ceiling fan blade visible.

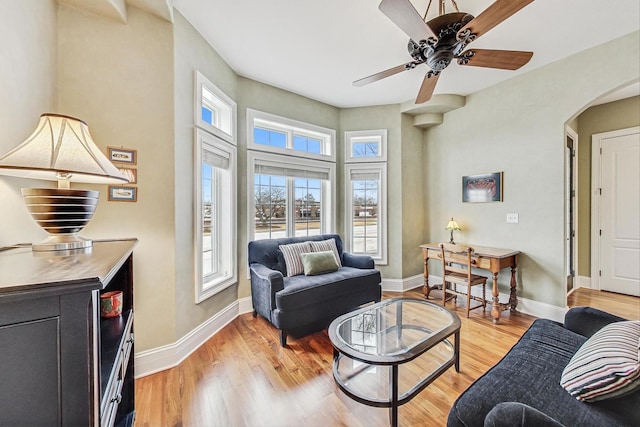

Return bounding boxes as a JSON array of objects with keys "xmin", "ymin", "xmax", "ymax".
[
  {"xmin": 416, "ymin": 72, "xmax": 440, "ymax": 104},
  {"xmin": 379, "ymin": 0, "xmax": 437, "ymax": 42},
  {"xmin": 353, "ymin": 61, "xmax": 423, "ymax": 87},
  {"xmin": 458, "ymin": 0, "xmax": 533, "ymax": 40},
  {"xmin": 458, "ymin": 49, "xmax": 533, "ymax": 70}
]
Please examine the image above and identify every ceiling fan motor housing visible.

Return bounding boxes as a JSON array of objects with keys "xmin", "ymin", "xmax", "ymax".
[{"xmin": 415, "ymin": 12, "xmax": 474, "ymax": 72}]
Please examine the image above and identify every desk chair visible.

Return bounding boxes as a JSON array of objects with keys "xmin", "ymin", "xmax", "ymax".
[{"xmin": 439, "ymin": 243, "xmax": 488, "ymax": 318}]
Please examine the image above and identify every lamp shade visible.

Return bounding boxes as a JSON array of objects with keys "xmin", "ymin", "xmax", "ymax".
[
  {"xmin": 446, "ymin": 218, "xmax": 461, "ymax": 231},
  {"xmin": 0, "ymin": 114, "xmax": 127, "ymax": 184}
]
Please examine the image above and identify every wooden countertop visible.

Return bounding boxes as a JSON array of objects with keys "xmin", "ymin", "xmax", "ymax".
[{"xmin": 0, "ymin": 238, "xmax": 137, "ymax": 296}]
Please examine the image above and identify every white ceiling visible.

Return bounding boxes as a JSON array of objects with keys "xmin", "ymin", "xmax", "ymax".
[{"xmin": 174, "ymin": 0, "xmax": 640, "ymax": 109}]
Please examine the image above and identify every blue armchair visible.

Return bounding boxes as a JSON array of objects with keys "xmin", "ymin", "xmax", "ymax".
[{"xmin": 248, "ymin": 234, "xmax": 381, "ymax": 346}]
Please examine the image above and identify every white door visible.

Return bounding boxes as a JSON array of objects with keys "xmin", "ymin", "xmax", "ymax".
[{"xmin": 595, "ymin": 128, "xmax": 640, "ymax": 296}]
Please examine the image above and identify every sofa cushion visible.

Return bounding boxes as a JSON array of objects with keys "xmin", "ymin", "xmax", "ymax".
[
  {"xmin": 276, "ymin": 266, "xmax": 381, "ymax": 311},
  {"xmin": 279, "ymin": 241, "xmax": 311, "ymax": 277},
  {"xmin": 300, "ymin": 251, "xmax": 340, "ymax": 276},
  {"xmin": 309, "ymin": 238, "xmax": 342, "ymax": 267},
  {"xmin": 447, "ymin": 319, "xmax": 640, "ymax": 427},
  {"xmin": 560, "ymin": 320, "xmax": 640, "ymax": 402}
]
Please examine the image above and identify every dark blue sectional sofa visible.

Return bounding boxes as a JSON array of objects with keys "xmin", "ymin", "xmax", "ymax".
[
  {"xmin": 248, "ymin": 234, "xmax": 381, "ymax": 346},
  {"xmin": 448, "ymin": 307, "xmax": 639, "ymax": 427}
]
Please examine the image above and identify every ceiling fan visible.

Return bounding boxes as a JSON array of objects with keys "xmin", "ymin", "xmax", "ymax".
[{"xmin": 354, "ymin": 0, "xmax": 535, "ymax": 103}]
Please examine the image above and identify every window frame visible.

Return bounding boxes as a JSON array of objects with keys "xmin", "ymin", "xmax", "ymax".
[
  {"xmin": 195, "ymin": 71, "xmax": 237, "ymax": 145},
  {"xmin": 247, "ymin": 150, "xmax": 336, "ymax": 242},
  {"xmin": 344, "ymin": 161, "xmax": 388, "ymax": 265},
  {"xmin": 345, "ymin": 129, "xmax": 387, "ymax": 163},
  {"xmin": 247, "ymin": 109, "xmax": 336, "ymax": 162},
  {"xmin": 194, "ymin": 123, "xmax": 237, "ymax": 302}
]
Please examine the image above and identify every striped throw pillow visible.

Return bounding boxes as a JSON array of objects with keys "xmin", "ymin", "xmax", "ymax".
[
  {"xmin": 309, "ymin": 238, "xmax": 342, "ymax": 267},
  {"xmin": 279, "ymin": 242, "xmax": 312, "ymax": 277},
  {"xmin": 560, "ymin": 320, "xmax": 640, "ymax": 402}
]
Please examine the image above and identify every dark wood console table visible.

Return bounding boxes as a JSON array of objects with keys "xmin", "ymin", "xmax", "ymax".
[
  {"xmin": 0, "ymin": 238, "xmax": 137, "ymax": 426},
  {"xmin": 420, "ymin": 243, "xmax": 520, "ymax": 323}
]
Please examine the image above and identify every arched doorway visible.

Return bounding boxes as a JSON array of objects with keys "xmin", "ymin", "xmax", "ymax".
[{"xmin": 565, "ymin": 82, "xmax": 640, "ymax": 317}]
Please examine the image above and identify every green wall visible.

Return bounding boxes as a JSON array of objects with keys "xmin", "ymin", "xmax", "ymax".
[
  {"xmin": 401, "ymin": 113, "xmax": 427, "ymax": 278},
  {"xmin": 423, "ymin": 31, "xmax": 639, "ymax": 308},
  {"xmin": 173, "ymin": 11, "xmax": 240, "ymax": 341},
  {"xmin": 575, "ymin": 96, "xmax": 640, "ymax": 277}
]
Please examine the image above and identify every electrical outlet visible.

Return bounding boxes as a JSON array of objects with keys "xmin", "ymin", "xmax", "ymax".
[{"xmin": 506, "ymin": 213, "xmax": 519, "ymax": 224}]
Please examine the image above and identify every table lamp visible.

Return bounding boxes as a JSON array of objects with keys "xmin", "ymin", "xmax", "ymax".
[
  {"xmin": 446, "ymin": 218, "xmax": 461, "ymax": 244},
  {"xmin": 0, "ymin": 113, "xmax": 128, "ymax": 251}
]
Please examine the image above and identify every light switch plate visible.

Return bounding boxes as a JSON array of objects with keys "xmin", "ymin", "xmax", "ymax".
[{"xmin": 506, "ymin": 213, "xmax": 519, "ymax": 223}]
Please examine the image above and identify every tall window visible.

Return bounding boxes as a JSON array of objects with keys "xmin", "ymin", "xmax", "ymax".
[
  {"xmin": 195, "ymin": 129, "xmax": 237, "ymax": 301},
  {"xmin": 247, "ymin": 109, "xmax": 336, "ymax": 241},
  {"xmin": 345, "ymin": 130, "xmax": 388, "ymax": 264},
  {"xmin": 195, "ymin": 72, "xmax": 237, "ymax": 302}
]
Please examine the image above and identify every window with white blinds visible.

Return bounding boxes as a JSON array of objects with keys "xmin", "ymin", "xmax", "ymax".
[
  {"xmin": 195, "ymin": 126, "xmax": 237, "ymax": 302},
  {"xmin": 248, "ymin": 147, "xmax": 335, "ymax": 241},
  {"xmin": 345, "ymin": 147, "xmax": 387, "ymax": 264},
  {"xmin": 254, "ymin": 161, "xmax": 330, "ymax": 181}
]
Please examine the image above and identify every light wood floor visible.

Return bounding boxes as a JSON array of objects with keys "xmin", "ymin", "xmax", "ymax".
[
  {"xmin": 567, "ymin": 287, "xmax": 640, "ymax": 320},
  {"xmin": 135, "ymin": 289, "xmax": 536, "ymax": 427},
  {"xmin": 135, "ymin": 287, "xmax": 639, "ymax": 426}
]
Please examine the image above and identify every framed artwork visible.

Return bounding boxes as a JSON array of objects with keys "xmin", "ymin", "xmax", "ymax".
[
  {"xmin": 117, "ymin": 167, "xmax": 137, "ymax": 184},
  {"xmin": 108, "ymin": 147, "xmax": 137, "ymax": 164},
  {"xmin": 108, "ymin": 186, "xmax": 137, "ymax": 202},
  {"xmin": 462, "ymin": 172, "xmax": 503, "ymax": 203}
]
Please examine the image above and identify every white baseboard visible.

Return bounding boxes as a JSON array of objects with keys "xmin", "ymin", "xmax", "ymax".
[
  {"xmin": 427, "ymin": 275, "xmax": 567, "ymax": 323},
  {"xmin": 136, "ymin": 275, "xmax": 569, "ymax": 377},
  {"xmin": 238, "ymin": 296, "xmax": 254, "ymax": 314},
  {"xmin": 381, "ymin": 274, "xmax": 423, "ymax": 292},
  {"xmin": 135, "ymin": 296, "xmax": 253, "ymax": 378},
  {"xmin": 576, "ymin": 275, "xmax": 591, "ymax": 289}
]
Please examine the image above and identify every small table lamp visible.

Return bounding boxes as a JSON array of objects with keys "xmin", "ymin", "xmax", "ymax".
[
  {"xmin": 0, "ymin": 114, "xmax": 128, "ymax": 251},
  {"xmin": 446, "ymin": 218, "xmax": 461, "ymax": 244}
]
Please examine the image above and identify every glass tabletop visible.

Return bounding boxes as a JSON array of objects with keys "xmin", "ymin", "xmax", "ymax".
[{"xmin": 329, "ymin": 298, "xmax": 460, "ymax": 364}]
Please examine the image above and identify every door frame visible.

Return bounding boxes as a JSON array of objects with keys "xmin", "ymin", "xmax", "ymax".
[
  {"xmin": 590, "ymin": 126, "xmax": 640, "ymax": 289},
  {"xmin": 565, "ymin": 126, "xmax": 578, "ymax": 293}
]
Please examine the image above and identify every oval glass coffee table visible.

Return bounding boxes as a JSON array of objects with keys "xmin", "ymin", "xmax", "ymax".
[{"xmin": 328, "ymin": 298, "xmax": 461, "ymax": 427}]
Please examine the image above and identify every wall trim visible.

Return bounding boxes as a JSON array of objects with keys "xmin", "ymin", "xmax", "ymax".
[
  {"xmin": 136, "ymin": 276, "xmax": 568, "ymax": 377},
  {"xmin": 135, "ymin": 296, "xmax": 253, "ymax": 378},
  {"xmin": 427, "ymin": 275, "xmax": 567, "ymax": 323},
  {"xmin": 381, "ymin": 274, "xmax": 423, "ymax": 292},
  {"xmin": 576, "ymin": 275, "xmax": 591, "ymax": 289}
]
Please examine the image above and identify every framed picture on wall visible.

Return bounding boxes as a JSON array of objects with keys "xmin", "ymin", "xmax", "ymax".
[
  {"xmin": 108, "ymin": 147, "xmax": 137, "ymax": 164},
  {"xmin": 117, "ymin": 167, "xmax": 137, "ymax": 184},
  {"xmin": 462, "ymin": 172, "xmax": 503, "ymax": 203},
  {"xmin": 108, "ymin": 186, "xmax": 137, "ymax": 202}
]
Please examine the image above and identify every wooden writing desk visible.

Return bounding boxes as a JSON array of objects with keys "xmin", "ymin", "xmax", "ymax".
[{"xmin": 420, "ymin": 243, "xmax": 520, "ymax": 323}]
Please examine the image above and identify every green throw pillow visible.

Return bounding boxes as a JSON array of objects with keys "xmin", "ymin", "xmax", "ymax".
[{"xmin": 300, "ymin": 251, "xmax": 339, "ymax": 276}]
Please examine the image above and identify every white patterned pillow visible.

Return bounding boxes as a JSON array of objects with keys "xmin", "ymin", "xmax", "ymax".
[
  {"xmin": 309, "ymin": 238, "xmax": 342, "ymax": 267},
  {"xmin": 279, "ymin": 242, "xmax": 312, "ymax": 277},
  {"xmin": 560, "ymin": 320, "xmax": 640, "ymax": 402}
]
